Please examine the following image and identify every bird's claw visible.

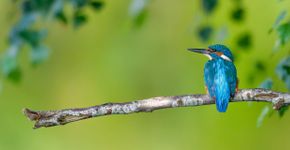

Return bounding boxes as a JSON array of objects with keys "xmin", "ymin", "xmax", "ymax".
[{"xmin": 205, "ymin": 86, "xmax": 209, "ymax": 95}]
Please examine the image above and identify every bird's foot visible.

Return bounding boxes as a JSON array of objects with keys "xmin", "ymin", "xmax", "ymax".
[
  {"xmin": 205, "ymin": 86, "xmax": 209, "ymax": 95},
  {"xmin": 235, "ymin": 79, "xmax": 239, "ymax": 94},
  {"xmin": 235, "ymin": 88, "xmax": 239, "ymax": 94}
]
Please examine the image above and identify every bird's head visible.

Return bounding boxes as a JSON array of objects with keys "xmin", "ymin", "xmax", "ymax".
[{"xmin": 188, "ymin": 44, "xmax": 234, "ymax": 62}]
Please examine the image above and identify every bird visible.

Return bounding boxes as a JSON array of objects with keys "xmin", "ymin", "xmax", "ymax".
[{"xmin": 188, "ymin": 44, "xmax": 238, "ymax": 112}]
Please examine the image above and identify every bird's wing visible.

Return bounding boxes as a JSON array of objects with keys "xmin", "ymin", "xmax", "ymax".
[
  {"xmin": 204, "ymin": 61, "xmax": 216, "ymax": 98},
  {"xmin": 225, "ymin": 61, "xmax": 237, "ymax": 97}
]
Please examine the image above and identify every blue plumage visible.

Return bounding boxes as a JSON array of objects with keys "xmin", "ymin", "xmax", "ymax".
[{"xmin": 188, "ymin": 44, "xmax": 238, "ymax": 112}]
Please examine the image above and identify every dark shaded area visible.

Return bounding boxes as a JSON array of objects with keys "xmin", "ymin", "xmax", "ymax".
[
  {"xmin": 255, "ymin": 60, "xmax": 266, "ymax": 72},
  {"xmin": 231, "ymin": 7, "xmax": 244, "ymax": 22},
  {"xmin": 73, "ymin": 10, "xmax": 88, "ymax": 28},
  {"xmin": 19, "ymin": 29, "xmax": 47, "ymax": 47},
  {"xmin": 276, "ymin": 22, "xmax": 290, "ymax": 45},
  {"xmin": 90, "ymin": 1, "xmax": 104, "ymax": 11},
  {"xmin": 55, "ymin": 11, "xmax": 68, "ymax": 24},
  {"xmin": 279, "ymin": 106, "xmax": 289, "ymax": 117},
  {"xmin": 198, "ymin": 25, "xmax": 213, "ymax": 42},
  {"xmin": 202, "ymin": 0, "xmax": 218, "ymax": 14},
  {"xmin": 7, "ymin": 67, "xmax": 22, "ymax": 83},
  {"xmin": 236, "ymin": 32, "xmax": 252, "ymax": 49},
  {"xmin": 276, "ymin": 56, "xmax": 290, "ymax": 90}
]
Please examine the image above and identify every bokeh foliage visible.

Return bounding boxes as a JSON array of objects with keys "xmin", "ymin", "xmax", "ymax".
[
  {"xmin": 1, "ymin": 0, "xmax": 290, "ymax": 150},
  {"xmin": 2, "ymin": 0, "xmax": 290, "ymax": 130},
  {"xmin": 2, "ymin": 0, "xmax": 104, "ymax": 82}
]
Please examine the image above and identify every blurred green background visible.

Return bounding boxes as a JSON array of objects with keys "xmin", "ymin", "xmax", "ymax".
[{"xmin": 1, "ymin": 0, "xmax": 290, "ymax": 150}]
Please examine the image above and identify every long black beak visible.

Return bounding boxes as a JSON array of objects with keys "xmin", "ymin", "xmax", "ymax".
[{"xmin": 187, "ymin": 48, "xmax": 210, "ymax": 54}]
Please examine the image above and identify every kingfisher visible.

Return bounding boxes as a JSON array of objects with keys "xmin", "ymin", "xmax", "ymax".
[{"xmin": 188, "ymin": 44, "xmax": 238, "ymax": 112}]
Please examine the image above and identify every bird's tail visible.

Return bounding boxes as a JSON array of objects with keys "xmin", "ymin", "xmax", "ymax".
[
  {"xmin": 216, "ymin": 98, "xmax": 229, "ymax": 112},
  {"xmin": 215, "ymin": 83, "xmax": 231, "ymax": 112}
]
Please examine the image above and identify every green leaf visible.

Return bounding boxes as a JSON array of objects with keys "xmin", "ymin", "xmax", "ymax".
[
  {"xmin": 1, "ymin": 48, "xmax": 22, "ymax": 83},
  {"xmin": 19, "ymin": 29, "xmax": 47, "ymax": 47},
  {"xmin": 129, "ymin": 0, "xmax": 149, "ymax": 27},
  {"xmin": 50, "ymin": 0, "xmax": 65, "ymax": 19},
  {"xmin": 276, "ymin": 22, "xmax": 290, "ymax": 45},
  {"xmin": 133, "ymin": 10, "xmax": 148, "ymax": 27},
  {"xmin": 7, "ymin": 67, "xmax": 22, "ymax": 83},
  {"xmin": 55, "ymin": 11, "xmax": 68, "ymax": 24},
  {"xmin": 231, "ymin": 7, "xmax": 245, "ymax": 22},
  {"xmin": 90, "ymin": 1, "xmax": 104, "ymax": 11},
  {"xmin": 26, "ymin": 0, "xmax": 55, "ymax": 15},
  {"xmin": 269, "ymin": 10, "xmax": 287, "ymax": 33},
  {"xmin": 257, "ymin": 105, "xmax": 270, "ymax": 128},
  {"xmin": 21, "ymin": 0, "xmax": 34, "ymax": 14},
  {"xmin": 236, "ymin": 32, "xmax": 252, "ymax": 49},
  {"xmin": 259, "ymin": 78, "xmax": 273, "ymax": 89},
  {"xmin": 202, "ymin": 0, "xmax": 218, "ymax": 14},
  {"xmin": 198, "ymin": 25, "xmax": 213, "ymax": 42},
  {"xmin": 2, "ymin": 55, "xmax": 18, "ymax": 77},
  {"xmin": 278, "ymin": 106, "xmax": 289, "ymax": 117},
  {"xmin": 31, "ymin": 45, "xmax": 50, "ymax": 65},
  {"xmin": 276, "ymin": 56, "xmax": 290, "ymax": 90},
  {"xmin": 255, "ymin": 60, "xmax": 266, "ymax": 72},
  {"xmin": 73, "ymin": 10, "xmax": 88, "ymax": 28},
  {"xmin": 72, "ymin": 0, "xmax": 88, "ymax": 9},
  {"xmin": 129, "ymin": 0, "xmax": 148, "ymax": 17}
]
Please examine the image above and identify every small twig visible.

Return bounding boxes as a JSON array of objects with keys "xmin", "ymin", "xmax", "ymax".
[{"xmin": 23, "ymin": 88, "xmax": 290, "ymax": 129}]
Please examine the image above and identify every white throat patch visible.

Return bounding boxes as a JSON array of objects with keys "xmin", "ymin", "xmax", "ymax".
[
  {"xmin": 221, "ymin": 54, "xmax": 232, "ymax": 62},
  {"xmin": 204, "ymin": 54, "xmax": 212, "ymax": 60}
]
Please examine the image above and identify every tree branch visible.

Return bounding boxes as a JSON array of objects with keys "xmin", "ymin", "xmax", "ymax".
[{"xmin": 23, "ymin": 88, "xmax": 290, "ymax": 129}]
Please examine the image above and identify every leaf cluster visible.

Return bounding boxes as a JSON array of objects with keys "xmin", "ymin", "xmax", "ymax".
[{"xmin": 1, "ymin": 0, "xmax": 104, "ymax": 82}]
